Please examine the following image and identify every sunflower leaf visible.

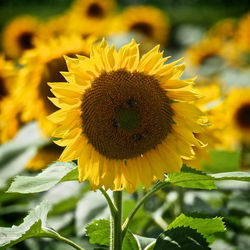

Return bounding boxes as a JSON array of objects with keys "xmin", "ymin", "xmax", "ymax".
[
  {"xmin": 7, "ymin": 161, "xmax": 78, "ymax": 194},
  {"xmin": 154, "ymin": 227, "xmax": 210, "ymax": 250},
  {"xmin": 0, "ymin": 200, "xmax": 54, "ymax": 248},
  {"xmin": 167, "ymin": 165, "xmax": 217, "ymax": 190},
  {"xmin": 86, "ymin": 219, "xmax": 110, "ymax": 246},
  {"xmin": 211, "ymin": 171, "xmax": 250, "ymax": 181},
  {"xmin": 167, "ymin": 213, "xmax": 225, "ymax": 244},
  {"xmin": 86, "ymin": 219, "xmax": 140, "ymax": 249}
]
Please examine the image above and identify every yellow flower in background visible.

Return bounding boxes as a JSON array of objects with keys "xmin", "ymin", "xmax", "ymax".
[
  {"xmin": 0, "ymin": 56, "xmax": 21, "ymax": 143},
  {"xmin": 26, "ymin": 143, "xmax": 62, "ymax": 171},
  {"xmin": 120, "ymin": 6, "xmax": 170, "ymax": 45},
  {"xmin": 39, "ymin": 15, "xmax": 70, "ymax": 40},
  {"xmin": 208, "ymin": 18, "xmax": 237, "ymax": 42},
  {"xmin": 48, "ymin": 39, "xmax": 206, "ymax": 193},
  {"xmin": 185, "ymin": 37, "xmax": 223, "ymax": 68},
  {"xmin": 0, "ymin": 97, "xmax": 24, "ymax": 143},
  {"xmin": 19, "ymin": 35, "xmax": 96, "ymax": 136},
  {"xmin": 221, "ymin": 88, "xmax": 250, "ymax": 145},
  {"xmin": 0, "ymin": 55, "xmax": 16, "ymax": 100},
  {"xmin": 184, "ymin": 83, "xmax": 222, "ymax": 170},
  {"xmin": 2, "ymin": 16, "xmax": 40, "ymax": 59},
  {"xmin": 236, "ymin": 12, "xmax": 250, "ymax": 52},
  {"xmin": 69, "ymin": 0, "xmax": 115, "ymax": 20}
]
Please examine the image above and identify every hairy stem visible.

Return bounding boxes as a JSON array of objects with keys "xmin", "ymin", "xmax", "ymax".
[{"xmin": 111, "ymin": 191, "xmax": 123, "ymax": 250}]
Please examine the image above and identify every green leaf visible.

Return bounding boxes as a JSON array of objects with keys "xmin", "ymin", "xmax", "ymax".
[
  {"xmin": 0, "ymin": 122, "xmax": 48, "ymax": 189},
  {"xmin": 154, "ymin": 227, "xmax": 210, "ymax": 250},
  {"xmin": 7, "ymin": 161, "xmax": 78, "ymax": 194},
  {"xmin": 122, "ymin": 231, "xmax": 140, "ymax": 250},
  {"xmin": 0, "ymin": 200, "xmax": 53, "ymax": 248},
  {"xmin": 134, "ymin": 235, "xmax": 155, "ymax": 249},
  {"xmin": 86, "ymin": 219, "xmax": 139, "ymax": 249},
  {"xmin": 211, "ymin": 171, "xmax": 250, "ymax": 181},
  {"xmin": 167, "ymin": 213, "xmax": 225, "ymax": 244},
  {"xmin": 203, "ymin": 150, "xmax": 241, "ymax": 173},
  {"xmin": 167, "ymin": 165, "xmax": 216, "ymax": 190},
  {"xmin": 86, "ymin": 219, "xmax": 110, "ymax": 246}
]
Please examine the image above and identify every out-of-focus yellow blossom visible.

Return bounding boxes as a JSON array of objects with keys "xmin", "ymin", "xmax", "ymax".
[
  {"xmin": 18, "ymin": 35, "xmax": 96, "ymax": 136},
  {"xmin": 119, "ymin": 6, "xmax": 170, "ymax": 45},
  {"xmin": 26, "ymin": 143, "xmax": 62, "ymax": 171},
  {"xmin": 2, "ymin": 16, "xmax": 40, "ymax": 59}
]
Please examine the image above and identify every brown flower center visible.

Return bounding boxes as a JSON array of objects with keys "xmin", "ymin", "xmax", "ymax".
[
  {"xmin": 130, "ymin": 22, "xmax": 153, "ymax": 37},
  {"xmin": 81, "ymin": 69, "xmax": 174, "ymax": 159},
  {"xmin": 18, "ymin": 31, "xmax": 34, "ymax": 50},
  {"xmin": 235, "ymin": 103, "xmax": 250, "ymax": 130},
  {"xmin": 0, "ymin": 76, "xmax": 8, "ymax": 100},
  {"xmin": 86, "ymin": 3, "xmax": 105, "ymax": 18}
]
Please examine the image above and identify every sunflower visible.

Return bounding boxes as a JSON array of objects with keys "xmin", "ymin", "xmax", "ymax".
[
  {"xmin": 208, "ymin": 18, "xmax": 237, "ymax": 42},
  {"xmin": 39, "ymin": 14, "xmax": 69, "ymax": 40},
  {"xmin": 184, "ymin": 83, "xmax": 222, "ymax": 170},
  {"xmin": 185, "ymin": 37, "xmax": 223, "ymax": 69},
  {"xmin": 120, "ymin": 6, "xmax": 170, "ymax": 45},
  {"xmin": 0, "ymin": 55, "xmax": 16, "ymax": 100},
  {"xmin": 2, "ymin": 16, "xmax": 40, "ymax": 59},
  {"xmin": 0, "ymin": 56, "xmax": 21, "ymax": 143},
  {"xmin": 26, "ymin": 143, "xmax": 62, "ymax": 171},
  {"xmin": 19, "ymin": 35, "xmax": 96, "ymax": 136},
  {"xmin": 48, "ymin": 39, "xmax": 206, "ymax": 192},
  {"xmin": 219, "ymin": 88, "xmax": 250, "ymax": 146},
  {"xmin": 0, "ymin": 97, "xmax": 24, "ymax": 143},
  {"xmin": 236, "ymin": 12, "xmax": 250, "ymax": 52},
  {"xmin": 69, "ymin": 0, "xmax": 115, "ymax": 20}
]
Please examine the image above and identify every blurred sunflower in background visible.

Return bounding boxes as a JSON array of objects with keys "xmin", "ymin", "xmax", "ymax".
[
  {"xmin": 184, "ymin": 83, "xmax": 222, "ymax": 170},
  {"xmin": 48, "ymin": 39, "xmax": 206, "ymax": 192},
  {"xmin": 2, "ymin": 15, "xmax": 40, "ymax": 59},
  {"xmin": 0, "ymin": 56, "xmax": 22, "ymax": 143},
  {"xmin": 119, "ymin": 5, "xmax": 169, "ymax": 46},
  {"xmin": 26, "ymin": 143, "xmax": 62, "ymax": 171},
  {"xmin": 19, "ymin": 35, "xmax": 96, "ymax": 136}
]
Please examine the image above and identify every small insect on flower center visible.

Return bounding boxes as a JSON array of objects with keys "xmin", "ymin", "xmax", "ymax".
[
  {"xmin": 18, "ymin": 31, "xmax": 34, "ymax": 50},
  {"xmin": 235, "ymin": 103, "xmax": 250, "ymax": 129},
  {"xmin": 0, "ymin": 76, "xmax": 8, "ymax": 100},
  {"xmin": 87, "ymin": 3, "xmax": 105, "ymax": 18},
  {"xmin": 81, "ymin": 69, "xmax": 174, "ymax": 159},
  {"xmin": 130, "ymin": 22, "xmax": 153, "ymax": 37}
]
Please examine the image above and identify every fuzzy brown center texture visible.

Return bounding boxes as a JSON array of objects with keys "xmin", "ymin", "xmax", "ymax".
[{"xmin": 81, "ymin": 69, "xmax": 174, "ymax": 159}]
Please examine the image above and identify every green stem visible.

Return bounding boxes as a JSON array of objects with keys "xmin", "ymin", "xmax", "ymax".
[
  {"xmin": 122, "ymin": 182, "xmax": 168, "ymax": 239},
  {"xmin": 99, "ymin": 188, "xmax": 117, "ymax": 217},
  {"xmin": 111, "ymin": 191, "xmax": 123, "ymax": 250},
  {"xmin": 45, "ymin": 231, "xmax": 84, "ymax": 250}
]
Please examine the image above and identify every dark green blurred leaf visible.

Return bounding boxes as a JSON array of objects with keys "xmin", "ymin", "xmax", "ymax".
[
  {"xmin": 123, "ymin": 199, "xmax": 151, "ymax": 234},
  {"xmin": 122, "ymin": 231, "xmax": 140, "ymax": 250},
  {"xmin": 154, "ymin": 227, "xmax": 210, "ymax": 250},
  {"xmin": 7, "ymin": 161, "xmax": 77, "ymax": 194},
  {"xmin": 168, "ymin": 213, "xmax": 225, "ymax": 244},
  {"xmin": 203, "ymin": 150, "xmax": 241, "ymax": 173}
]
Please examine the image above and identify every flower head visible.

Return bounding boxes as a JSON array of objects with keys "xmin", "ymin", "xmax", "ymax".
[
  {"xmin": 49, "ymin": 39, "xmax": 206, "ymax": 192},
  {"xmin": 2, "ymin": 16, "xmax": 40, "ymax": 59}
]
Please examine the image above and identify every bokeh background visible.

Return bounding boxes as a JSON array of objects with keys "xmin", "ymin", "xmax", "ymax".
[{"xmin": 0, "ymin": 0, "xmax": 250, "ymax": 249}]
